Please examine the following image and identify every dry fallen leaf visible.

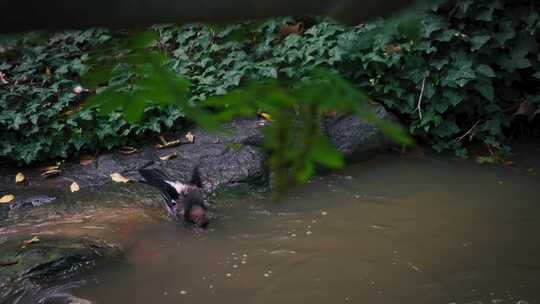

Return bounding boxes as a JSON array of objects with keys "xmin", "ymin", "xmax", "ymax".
[
  {"xmin": 41, "ymin": 169, "xmax": 62, "ymax": 178},
  {"xmin": 0, "ymin": 194, "xmax": 15, "ymax": 204},
  {"xmin": 119, "ymin": 146, "xmax": 137, "ymax": 155},
  {"xmin": 23, "ymin": 236, "xmax": 40, "ymax": 245},
  {"xmin": 15, "ymin": 172, "xmax": 25, "ymax": 183},
  {"xmin": 156, "ymin": 139, "xmax": 181, "ymax": 149},
  {"xmin": 185, "ymin": 131, "xmax": 195, "ymax": 143},
  {"xmin": 80, "ymin": 158, "xmax": 93, "ymax": 166},
  {"xmin": 70, "ymin": 182, "xmax": 80, "ymax": 192},
  {"xmin": 159, "ymin": 153, "xmax": 177, "ymax": 161},
  {"xmin": 43, "ymin": 164, "xmax": 60, "ymax": 171},
  {"xmin": 111, "ymin": 173, "xmax": 131, "ymax": 183}
]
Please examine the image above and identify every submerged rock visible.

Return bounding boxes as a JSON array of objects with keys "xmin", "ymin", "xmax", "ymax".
[
  {"xmin": 0, "ymin": 236, "xmax": 122, "ymax": 302},
  {"xmin": 8, "ymin": 281, "xmax": 92, "ymax": 304}
]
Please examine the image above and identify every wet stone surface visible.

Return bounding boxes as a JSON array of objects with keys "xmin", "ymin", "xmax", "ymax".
[
  {"xmin": 1, "ymin": 109, "xmax": 397, "ymax": 205},
  {"xmin": 0, "ymin": 236, "xmax": 123, "ymax": 302}
]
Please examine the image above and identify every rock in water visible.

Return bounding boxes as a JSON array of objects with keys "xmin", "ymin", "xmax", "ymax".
[{"xmin": 0, "ymin": 236, "xmax": 122, "ymax": 302}]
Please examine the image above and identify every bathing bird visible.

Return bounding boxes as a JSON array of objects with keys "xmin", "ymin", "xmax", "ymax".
[{"xmin": 139, "ymin": 167, "xmax": 209, "ymax": 228}]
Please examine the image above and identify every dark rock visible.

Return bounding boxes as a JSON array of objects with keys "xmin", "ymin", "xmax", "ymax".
[
  {"xmin": 0, "ymin": 236, "xmax": 122, "ymax": 302},
  {"xmin": 0, "ymin": 110, "xmax": 400, "ymax": 201},
  {"xmin": 7, "ymin": 281, "xmax": 92, "ymax": 304},
  {"xmin": 324, "ymin": 104, "xmax": 399, "ymax": 161},
  {"xmin": 9, "ymin": 195, "xmax": 56, "ymax": 210}
]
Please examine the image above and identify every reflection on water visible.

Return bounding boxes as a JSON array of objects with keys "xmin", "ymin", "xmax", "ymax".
[{"xmin": 33, "ymin": 148, "xmax": 540, "ymax": 303}]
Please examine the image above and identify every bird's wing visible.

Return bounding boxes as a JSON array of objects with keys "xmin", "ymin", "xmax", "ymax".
[{"xmin": 139, "ymin": 168, "xmax": 180, "ymax": 200}]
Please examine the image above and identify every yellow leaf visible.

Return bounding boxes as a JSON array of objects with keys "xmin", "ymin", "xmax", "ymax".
[
  {"xmin": 0, "ymin": 194, "xmax": 15, "ymax": 204},
  {"xmin": 70, "ymin": 182, "xmax": 80, "ymax": 192},
  {"xmin": 159, "ymin": 153, "xmax": 177, "ymax": 161},
  {"xmin": 43, "ymin": 165, "xmax": 60, "ymax": 171},
  {"xmin": 119, "ymin": 146, "xmax": 137, "ymax": 155},
  {"xmin": 111, "ymin": 173, "xmax": 130, "ymax": 183},
  {"xmin": 185, "ymin": 131, "xmax": 195, "ymax": 143},
  {"xmin": 15, "ymin": 172, "xmax": 25, "ymax": 183},
  {"xmin": 259, "ymin": 112, "xmax": 273, "ymax": 121},
  {"xmin": 156, "ymin": 139, "xmax": 181, "ymax": 149},
  {"xmin": 23, "ymin": 236, "xmax": 40, "ymax": 245},
  {"xmin": 41, "ymin": 169, "xmax": 62, "ymax": 178}
]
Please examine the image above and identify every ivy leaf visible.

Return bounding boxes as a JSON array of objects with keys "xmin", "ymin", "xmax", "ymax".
[
  {"xmin": 470, "ymin": 35, "xmax": 491, "ymax": 51},
  {"xmin": 474, "ymin": 80, "xmax": 495, "ymax": 102},
  {"xmin": 476, "ymin": 64, "xmax": 495, "ymax": 77}
]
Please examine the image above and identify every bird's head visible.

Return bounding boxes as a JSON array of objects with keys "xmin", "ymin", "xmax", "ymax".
[{"xmin": 178, "ymin": 190, "xmax": 209, "ymax": 228}]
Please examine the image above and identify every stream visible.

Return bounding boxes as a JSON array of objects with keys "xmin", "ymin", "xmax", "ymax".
[{"xmin": 3, "ymin": 146, "xmax": 540, "ymax": 304}]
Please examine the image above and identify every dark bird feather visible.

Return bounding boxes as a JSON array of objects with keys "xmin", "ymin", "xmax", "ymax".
[{"xmin": 139, "ymin": 168, "xmax": 209, "ymax": 228}]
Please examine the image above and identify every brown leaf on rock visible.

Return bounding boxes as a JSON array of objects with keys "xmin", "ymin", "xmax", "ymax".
[
  {"xmin": 41, "ymin": 169, "xmax": 62, "ymax": 178},
  {"xmin": 111, "ymin": 173, "xmax": 131, "ymax": 183},
  {"xmin": 0, "ymin": 194, "xmax": 15, "ymax": 204},
  {"xmin": 80, "ymin": 157, "xmax": 94, "ymax": 166},
  {"xmin": 119, "ymin": 146, "xmax": 137, "ymax": 155},
  {"xmin": 43, "ymin": 164, "xmax": 60, "ymax": 171},
  {"xmin": 156, "ymin": 139, "xmax": 181, "ymax": 149},
  {"xmin": 159, "ymin": 153, "xmax": 177, "ymax": 161},
  {"xmin": 185, "ymin": 131, "xmax": 195, "ymax": 143},
  {"xmin": 15, "ymin": 172, "xmax": 25, "ymax": 183},
  {"xmin": 70, "ymin": 182, "xmax": 80, "ymax": 192},
  {"xmin": 23, "ymin": 236, "xmax": 40, "ymax": 245}
]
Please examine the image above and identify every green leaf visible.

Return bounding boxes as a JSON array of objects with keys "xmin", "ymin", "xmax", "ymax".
[
  {"xmin": 470, "ymin": 35, "xmax": 491, "ymax": 51},
  {"xmin": 474, "ymin": 80, "xmax": 495, "ymax": 102},
  {"xmin": 476, "ymin": 64, "xmax": 495, "ymax": 77}
]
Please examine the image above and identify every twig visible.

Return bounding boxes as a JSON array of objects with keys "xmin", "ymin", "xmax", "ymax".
[
  {"xmin": 416, "ymin": 77, "xmax": 426, "ymax": 121},
  {"xmin": 455, "ymin": 120, "xmax": 480, "ymax": 142},
  {"xmin": 0, "ymin": 261, "xmax": 18, "ymax": 267}
]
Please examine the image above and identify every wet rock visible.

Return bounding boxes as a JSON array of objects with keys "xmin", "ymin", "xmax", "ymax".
[
  {"xmin": 324, "ymin": 104, "xmax": 399, "ymax": 161},
  {"xmin": 9, "ymin": 281, "xmax": 92, "ymax": 304},
  {"xmin": 0, "ymin": 110, "xmax": 400, "ymax": 198},
  {"xmin": 0, "ymin": 236, "xmax": 123, "ymax": 302},
  {"xmin": 0, "ymin": 205, "xmax": 8, "ymax": 222},
  {"xmin": 9, "ymin": 195, "xmax": 56, "ymax": 210}
]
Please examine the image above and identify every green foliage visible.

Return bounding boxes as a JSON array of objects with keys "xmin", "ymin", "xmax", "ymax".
[
  {"xmin": 341, "ymin": 0, "xmax": 540, "ymax": 156},
  {"xmin": 0, "ymin": 29, "xmax": 184, "ymax": 163}
]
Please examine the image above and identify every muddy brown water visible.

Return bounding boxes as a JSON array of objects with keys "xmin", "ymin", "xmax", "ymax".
[{"xmin": 6, "ymin": 145, "xmax": 540, "ymax": 304}]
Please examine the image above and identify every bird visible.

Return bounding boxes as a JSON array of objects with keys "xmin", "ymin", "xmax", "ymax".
[{"xmin": 138, "ymin": 167, "xmax": 209, "ymax": 228}]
